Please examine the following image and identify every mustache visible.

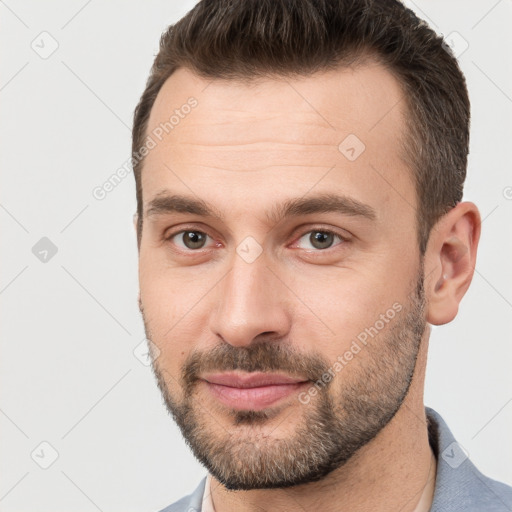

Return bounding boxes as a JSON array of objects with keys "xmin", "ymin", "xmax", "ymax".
[{"xmin": 181, "ymin": 340, "xmax": 331, "ymax": 391}]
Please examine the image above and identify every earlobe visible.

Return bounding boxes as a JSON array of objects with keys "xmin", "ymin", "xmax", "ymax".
[{"xmin": 425, "ymin": 202, "xmax": 481, "ymax": 325}]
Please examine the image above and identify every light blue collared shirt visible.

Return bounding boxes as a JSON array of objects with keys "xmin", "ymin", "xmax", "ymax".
[{"xmin": 158, "ymin": 407, "xmax": 512, "ymax": 512}]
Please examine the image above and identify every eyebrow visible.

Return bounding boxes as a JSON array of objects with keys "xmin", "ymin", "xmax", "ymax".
[{"xmin": 145, "ymin": 191, "xmax": 377, "ymax": 224}]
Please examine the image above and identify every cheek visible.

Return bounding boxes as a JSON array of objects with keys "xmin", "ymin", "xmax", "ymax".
[
  {"xmin": 139, "ymin": 264, "xmax": 185, "ymax": 358},
  {"xmin": 139, "ymin": 249, "xmax": 193, "ymax": 324},
  {"xmin": 288, "ymin": 266, "xmax": 407, "ymax": 358}
]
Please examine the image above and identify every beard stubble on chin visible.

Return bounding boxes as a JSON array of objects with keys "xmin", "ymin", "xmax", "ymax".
[{"xmin": 141, "ymin": 266, "xmax": 427, "ymax": 491}]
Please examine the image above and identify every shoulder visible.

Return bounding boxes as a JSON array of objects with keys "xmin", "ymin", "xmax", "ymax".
[
  {"xmin": 156, "ymin": 476, "xmax": 207, "ymax": 512},
  {"xmin": 426, "ymin": 407, "xmax": 512, "ymax": 512}
]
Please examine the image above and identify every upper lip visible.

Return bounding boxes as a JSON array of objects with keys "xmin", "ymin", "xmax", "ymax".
[{"xmin": 201, "ymin": 372, "xmax": 309, "ymax": 388}]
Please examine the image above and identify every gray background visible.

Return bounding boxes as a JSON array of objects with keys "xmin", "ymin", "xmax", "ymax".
[{"xmin": 1, "ymin": 1, "xmax": 511, "ymax": 511}]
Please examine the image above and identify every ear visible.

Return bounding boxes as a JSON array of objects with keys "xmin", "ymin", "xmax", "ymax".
[
  {"xmin": 133, "ymin": 212, "xmax": 140, "ymax": 251},
  {"xmin": 424, "ymin": 201, "xmax": 481, "ymax": 325}
]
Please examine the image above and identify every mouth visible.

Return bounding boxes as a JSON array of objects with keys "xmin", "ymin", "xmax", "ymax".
[{"xmin": 200, "ymin": 372, "xmax": 310, "ymax": 411}]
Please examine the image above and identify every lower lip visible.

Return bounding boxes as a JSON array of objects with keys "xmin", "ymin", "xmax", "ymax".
[{"xmin": 203, "ymin": 380, "xmax": 310, "ymax": 411}]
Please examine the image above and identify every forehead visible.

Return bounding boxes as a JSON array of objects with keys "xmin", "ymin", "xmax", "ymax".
[{"xmin": 141, "ymin": 63, "xmax": 415, "ymax": 225}]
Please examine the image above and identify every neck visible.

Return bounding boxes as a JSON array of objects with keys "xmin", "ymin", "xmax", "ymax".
[{"xmin": 211, "ymin": 331, "xmax": 436, "ymax": 512}]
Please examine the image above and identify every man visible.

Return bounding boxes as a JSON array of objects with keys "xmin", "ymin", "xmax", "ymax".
[{"xmin": 132, "ymin": 0, "xmax": 512, "ymax": 511}]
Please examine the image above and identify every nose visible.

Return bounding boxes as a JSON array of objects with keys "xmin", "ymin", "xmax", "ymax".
[{"xmin": 208, "ymin": 250, "xmax": 292, "ymax": 348}]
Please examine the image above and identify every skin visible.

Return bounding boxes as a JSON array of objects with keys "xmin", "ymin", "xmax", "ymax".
[{"xmin": 135, "ymin": 63, "xmax": 480, "ymax": 511}]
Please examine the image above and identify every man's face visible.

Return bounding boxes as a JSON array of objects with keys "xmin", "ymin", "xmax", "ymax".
[{"xmin": 137, "ymin": 64, "xmax": 427, "ymax": 489}]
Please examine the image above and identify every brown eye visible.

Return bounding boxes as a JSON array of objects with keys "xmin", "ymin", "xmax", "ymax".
[
  {"xmin": 310, "ymin": 231, "xmax": 335, "ymax": 249},
  {"xmin": 170, "ymin": 230, "xmax": 210, "ymax": 250},
  {"xmin": 296, "ymin": 230, "xmax": 343, "ymax": 250}
]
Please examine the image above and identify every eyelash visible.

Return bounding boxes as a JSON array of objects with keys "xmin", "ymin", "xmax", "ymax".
[{"xmin": 164, "ymin": 225, "xmax": 349, "ymax": 253}]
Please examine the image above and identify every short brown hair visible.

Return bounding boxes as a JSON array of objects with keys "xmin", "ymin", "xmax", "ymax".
[{"xmin": 132, "ymin": 0, "xmax": 470, "ymax": 254}]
